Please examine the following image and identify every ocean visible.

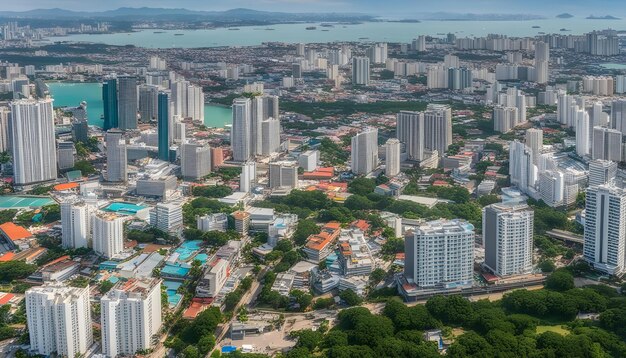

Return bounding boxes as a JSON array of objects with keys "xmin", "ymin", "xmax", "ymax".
[
  {"xmin": 54, "ymin": 19, "xmax": 626, "ymax": 48},
  {"xmin": 47, "ymin": 82, "xmax": 232, "ymax": 128}
]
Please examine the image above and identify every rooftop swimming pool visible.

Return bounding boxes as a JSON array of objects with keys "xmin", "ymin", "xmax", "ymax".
[
  {"xmin": 174, "ymin": 240, "xmax": 203, "ymax": 261},
  {"xmin": 195, "ymin": 253, "xmax": 208, "ymax": 265},
  {"xmin": 161, "ymin": 263, "xmax": 190, "ymax": 278},
  {"xmin": 105, "ymin": 202, "xmax": 147, "ymax": 214},
  {"xmin": 0, "ymin": 196, "xmax": 54, "ymax": 209},
  {"xmin": 163, "ymin": 280, "xmax": 182, "ymax": 308}
]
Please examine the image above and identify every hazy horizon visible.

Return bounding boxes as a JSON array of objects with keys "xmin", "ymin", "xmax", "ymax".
[{"xmin": 5, "ymin": 0, "xmax": 626, "ymax": 17}]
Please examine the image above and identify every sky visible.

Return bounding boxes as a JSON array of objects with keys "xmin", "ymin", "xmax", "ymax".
[{"xmin": 6, "ymin": 0, "xmax": 626, "ymax": 16}]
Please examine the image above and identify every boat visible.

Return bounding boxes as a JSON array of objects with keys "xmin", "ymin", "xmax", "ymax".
[
  {"xmin": 320, "ymin": 23, "xmax": 334, "ymax": 28},
  {"xmin": 265, "ymin": 28, "xmax": 275, "ymax": 31},
  {"xmin": 153, "ymin": 31, "xmax": 165, "ymax": 34},
  {"xmin": 228, "ymin": 28, "xmax": 240, "ymax": 31},
  {"xmin": 538, "ymin": 32, "xmax": 545, "ymax": 34},
  {"xmin": 532, "ymin": 25, "xmax": 541, "ymax": 28},
  {"xmin": 306, "ymin": 26, "xmax": 317, "ymax": 30},
  {"xmin": 560, "ymin": 28, "xmax": 570, "ymax": 31},
  {"xmin": 174, "ymin": 33, "xmax": 184, "ymax": 36},
  {"xmin": 322, "ymin": 29, "xmax": 329, "ymax": 32},
  {"xmin": 358, "ymin": 37, "xmax": 369, "ymax": 40}
]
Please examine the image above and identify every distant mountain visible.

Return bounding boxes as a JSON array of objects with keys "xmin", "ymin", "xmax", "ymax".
[
  {"xmin": 0, "ymin": 7, "xmax": 374, "ymax": 22},
  {"xmin": 556, "ymin": 13, "xmax": 574, "ymax": 19},
  {"xmin": 416, "ymin": 12, "xmax": 544, "ymax": 21},
  {"xmin": 586, "ymin": 15, "xmax": 621, "ymax": 20}
]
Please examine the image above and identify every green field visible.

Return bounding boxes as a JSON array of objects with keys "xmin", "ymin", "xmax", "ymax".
[{"xmin": 536, "ymin": 325, "xmax": 570, "ymax": 336}]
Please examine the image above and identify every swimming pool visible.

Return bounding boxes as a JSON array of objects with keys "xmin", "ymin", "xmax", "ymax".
[
  {"xmin": 0, "ymin": 196, "xmax": 55, "ymax": 209},
  {"xmin": 164, "ymin": 280, "xmax": 183, "ymax": 308},
  {"xmin": 174, "ymin": 240, "xmax": 203, "ymax": 261},
  {"xmin": 161, "ymin": 263, "xmax": 190, "ymax": 277},
  {"xmin": 194, "ymin": 253, "xmax": 208, "ymax": 265},
  {"xmin": 105, "ymin": 202, "xmax": 147, "ymax": 215}
]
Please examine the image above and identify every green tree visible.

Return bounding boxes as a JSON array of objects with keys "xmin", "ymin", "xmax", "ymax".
[
  {"xmin": 348, "ymin": 177, "xmax": 377, "ymax": 196},
  {"xmin": 293, "ymin": 219, "xmax": 320, "ymax": 245},
  {"xmin": 73, "ymin": 160, "xmax": 97, "ymax": 175},
  {"xmin": 545, "ymin": 269, "xmax": 575, "ymax": 291},
  {"xmin": 339, "ymin": 289, "xmax": 363, "ymax": 306}
]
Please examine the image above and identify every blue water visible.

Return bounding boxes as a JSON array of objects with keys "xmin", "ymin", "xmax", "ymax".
[
  {"xmin": 174, "ymin": 240, "xmax": 203, "ymax": 261},
  {"xmin": 195, "ymin": 253, "xmax": 209, "ymax": 265},
  {"xmin": 164, "ymin": 280, "xmax": 183, "ymax": 307},
  {"xmin": 56, "ymin": 19, "xmax": 626, "ymax": 48},
  {"xmin": 105, "ymin": 202, "xmax": 147, "ymax": 214},
  {"xmin": 48, "ymin": 82, "xmax": 232, "ymax": 128},
  {"xmin": 161, "ymin": 263, "xmax": 190, "ymax": 277},
  {"xmin": 0, "ymin": 196, "xmax": 55, "ymax": 209}
]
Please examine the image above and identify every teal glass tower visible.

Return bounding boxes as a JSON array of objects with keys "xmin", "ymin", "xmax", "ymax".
[
  {"xmin": 102, "ymin": 79, "xmax": 118, "ymax": 130},
  {"xmin": 157, "ymin": 91, "xmax": 170, "ymax": 161}
]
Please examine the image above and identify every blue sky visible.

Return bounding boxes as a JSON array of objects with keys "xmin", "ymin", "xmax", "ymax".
[{"xmin": 7, "ymin": 0, "xmax": 626, "ymax": 16}]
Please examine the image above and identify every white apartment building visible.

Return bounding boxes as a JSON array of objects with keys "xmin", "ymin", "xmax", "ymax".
[
  {"xmin": 196, "ymin": 259, "xmax": 229, "ymax": 298},
  {"xmin": 385, "ymin": 138, "xmax": 401, "ymax": 177},
  {"xmin": 101, "ymin": 278, "xmax": 162, "ymax": 357},
  {"xmin": 150, "ymin": 202, "xmax": 183, "ymax": 232},
  {"xmin": 482, "ymin": 203, "xmax": 534, "ymax": 276},
  {"xmin": 404, "ymin": 219, "xmax": 475, "ymax": 288},
  {"xmin": 11, "ymin": 99, "xmax": 57, "ymax": 186},
  {"xmin": 588, "ymin": 159, "xmax": 617, "ymax": 187},
  {"xmin": 61, "ymin": 199, "xmax": 93, "ymax": 249},
  {"xmin": 93, "ymin": 213, "xmax": 125, "ymax": 258},
  {"xmin": 197, "ymin": 213, "xmax": 229, "ymax": 232},
  {"xmin": 584, "ymin": 184, "xmax": 626, "ymax": 275},
  {"xmin": 351, "ymin": 128, "xmax": 378, "ymax": 175},
  {"xmin": 26, "ymin": 283, "xmax": 93, "ymax": 357}
]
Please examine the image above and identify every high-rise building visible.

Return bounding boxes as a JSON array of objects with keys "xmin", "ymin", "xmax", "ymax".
[
  {"xmin": 413, "ymin": 35, "xmax": 427, "ymax": 51},
  {"xmin": 584, "ymin": 184, "xmax": 626, "ymax": 275},
  {"xmin": 268, "ymin": 162, "xmax": 298, "ymax": 189},
  {"xmin": 534, "ymin": 41, "xmax": 549, "ymax": 84},
  {"xmin": 10, "ymin": 99, "xmax": 57, "ymax": 186},
  {"xmin": 351, "ymin": 57, "xmax": 370, "ymax": 86},
  {"xmin": 493, "ymin": 106, "xmax": 518, "ymax": 133},
  {"xmin": 69, "ymin": 102, "xmax": 89, "ymax": 143},
  {"xmin": 611, "ymin": 99, "xmax": 626, "ymax": 135},
  {"xmin": 101, "ymin": 278, "xmax": 162, "ymax": 357},
  {"xmin": 482, "ymin": 203, "xmax": 534, "ymax": 276},
  {"xmin": 509, "ymin": 140, "xmax": 537, "ymax": 194},
  {"xmin": 298, "ymin": 150, "xmax": 319, "ymax": 172},
  {"xmin": 366, "ymin": 43, "xmax": 388, "ymax": 64},
  {"xmin": 231, "ymin": 98, "xmax": 252, "ymax": 162},
  {"xmin": 292, "ymin": 63, "xmax": 302, "ymax": 78},
  {"xmin": 447, "ymin": 67, "xmax": 473, "ymax": 90},
  {"xmin": 575, "ymin": 109, "xmax": 590, "ymax": 157},
  {"xmin": 26, "ymin": 283, "xmax": 93, "ymax": 357},
  {"xmin": 102, "ymin": 78, "xmax": 118, "ymax": 130},
  {"xmin": 61, "ymin": 200, "xmax": 93, "ymax": 249},
  {"xmin": 138, "ymin": 84, "xmax": 159, "ymax": 122},
  {"xmin": 56, "ymin": 141, "xmax": 76, "ymax": 171},
  {"xmin": 117, "ymin": 76, "xmax": 138, "ymax": 130},
  {"xmin": 0, "ymin": 107, "xmax": 10, "ymax": 152},
  {"xmin": 592, "ymin": 126, "xmax": 622, "ymax": 162},
  {"xmin": 385, "ymin": 138, "xmax": 401, "ymax": 177},
  {"xmin": 261, "ymin": 118, "xmax": 281, "ymax": 155},
  {"xmin": 157, "ymin": 91, "xmax": 170, "ymax": 161},
  {"xmin": 538, "ymin": 170, "xmax": 564, "ymax": 207},
  {"xmin": 93, "ymin": 213, "xmax": 124, "ymax": 258},
  {"xmin": 240, "ymin": 161, "xmax": 256, "ymax": 193},
  {"xmin": 181, "ymin": 142, "xmax": 211, "ymax": 180},
  {"xmin": 106, "ymin": 129, "xmax": 127, "ymax": 183},
  {"xmin": 150, "ymin": 202, "xmax": 183, "ymax": 232},
  {"xmin": 424, "ymin": 104, "xmax": 453, "ymax": 156},
  {"xmin": 404, "ymin": 219, "xmax": 474, "ymax": 288},
  {"xmin": 396, "ymin": 111, "xmax": 424, "ymax": 161},
  {"xmin": 211, "ymin": 147, "xmax": 224, "ymax": 170},
  {"xmin": 588, "ymin": 159, "xmax": 617, "ymax": 187},
  {"xmin": 351, "ymin": 128, "xmax": 378, "ymax": 175},
  {"xmin": 525, "ymin": 128, "xmax": 543, "ymax": 164}
]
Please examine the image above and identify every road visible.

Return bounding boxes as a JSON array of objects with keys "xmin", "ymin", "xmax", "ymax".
[{"xmin": 210, "ymin": 268, "xmax": 267, "ymax": 356}]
